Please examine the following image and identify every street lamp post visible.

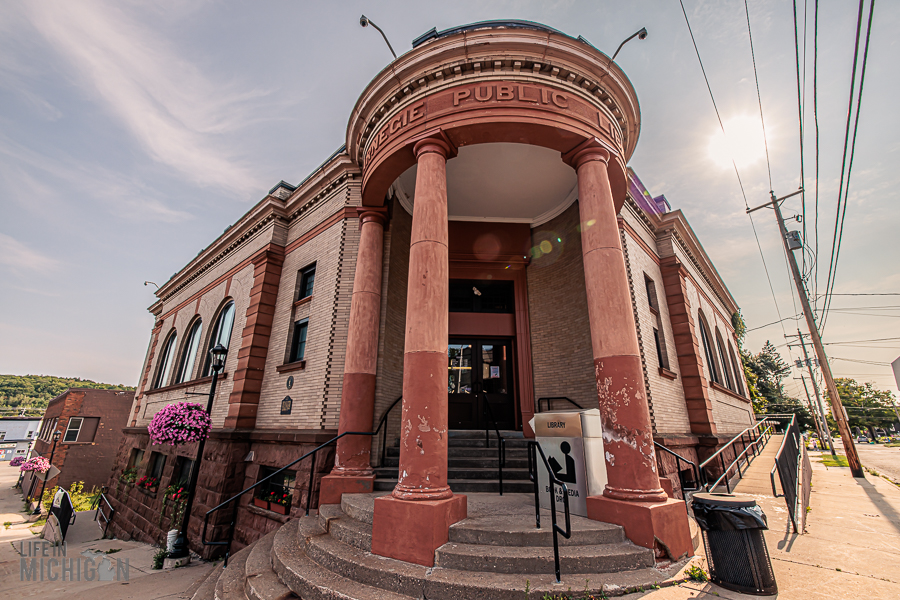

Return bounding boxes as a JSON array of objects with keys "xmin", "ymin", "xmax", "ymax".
[
  {"xmin": 33, "ymin": 429, "xmax": 61, "ymax": 515},
  {"xmin": 168, "ymin": 343, "xmax": 228, "ymax": 563}
]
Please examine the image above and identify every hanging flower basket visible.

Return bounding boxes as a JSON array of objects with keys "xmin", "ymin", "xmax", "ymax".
[
  {"xmin": 20, "ymin": 456, "xmax": 51, "ymax": 473},
  {"xmin": 148, "ymin": 402, "xmax": 212, "ymax": 446},
  {"xmin": 9, "ymin": 456, "xmax": 25, "ymax": 467}
]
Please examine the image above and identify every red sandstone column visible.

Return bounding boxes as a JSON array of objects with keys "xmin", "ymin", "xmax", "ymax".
[
  {"xmin": 566, "ymin": 141, "xmax": 692, "ymax": 560},
  {"xmin": 371, "ymin": 135, "xmax": 466, "ymax": 567},
  {"xmin": 319, "ymin": 209, "xmax": 386, "ymax": 504}
]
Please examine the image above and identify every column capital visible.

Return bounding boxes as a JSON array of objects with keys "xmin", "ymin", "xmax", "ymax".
[
  {"xmin": 412, "ymin": 129, "xmax": 458, "ymax": 160},
  {"xmin": 357, "ymin": 207, "xmax": 388, "ymax": 227},
  {"xmin": 562, "ymin": 137, "xmax": 614, "ymax": 169}
]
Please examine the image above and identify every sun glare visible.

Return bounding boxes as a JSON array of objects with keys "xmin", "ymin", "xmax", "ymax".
[{"xmin": 707, "ymin": 115, "xmax": 768, "ymax": 170}]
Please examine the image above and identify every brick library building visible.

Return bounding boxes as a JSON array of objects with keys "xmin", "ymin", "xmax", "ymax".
[{"xmin": 106, "ymin": 20, "xmax": 753, "ymax": 586}]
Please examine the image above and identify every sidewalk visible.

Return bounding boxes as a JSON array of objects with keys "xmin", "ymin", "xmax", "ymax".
[
  {"xmin": 638, "ymin": 450, "xmax": 900, "ymax": 599},
  {"xmin": 0, "ymin": 463, "xmax": 215, "ymax": 598}
]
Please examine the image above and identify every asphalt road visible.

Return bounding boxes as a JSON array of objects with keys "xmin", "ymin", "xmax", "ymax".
[{"xmin": 837, "ymin": 440, "xmax": 900, "ymax": 483}]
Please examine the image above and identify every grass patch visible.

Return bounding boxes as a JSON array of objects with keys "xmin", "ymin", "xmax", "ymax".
[
  {"xmin": 821, "ymin": 454, "xmax": 850, "ymax": 467},
  {"xmin": 884, "ymin": 442, "xmax": 900, "ymax": 448}
]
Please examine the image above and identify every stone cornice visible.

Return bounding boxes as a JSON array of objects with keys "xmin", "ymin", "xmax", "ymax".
[
  {"xmin": 655, "ymin": 210, "xmax": 739, "ymax": 317},
  {"xmin": 153, "ymin": 154, "xmax": 359, "ymax": 308},
  {"xmin": 347, "ymin": 28, "xmax": 640, "ymax": 167}
]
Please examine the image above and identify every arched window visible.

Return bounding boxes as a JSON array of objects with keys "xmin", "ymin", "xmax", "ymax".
[
  {"xmin": 728, "ymin": 342, "xmax": 745, "ymax": 396},
  {"xmin": 153, "ymin": 331, "xmax": 178, "ymax": 389},
  {"xmin": 174, "ymin": 319, "xmax": 203, "ymax": 384},
  {"xmin": 202, "ymin": 300, "xmax": 235, "ymax": 376},
  {"xmin": 715, "ymin": 329, "xmax": 732, "ymax": 391},
  {"xmin": 697, "ymin": 313, "xmax": 720, "ymax": 384}
]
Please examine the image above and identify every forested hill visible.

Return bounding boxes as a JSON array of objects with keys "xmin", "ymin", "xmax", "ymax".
[{"xmin": 0, "ymin": 374, "xmax": 135, "ymax": 415}]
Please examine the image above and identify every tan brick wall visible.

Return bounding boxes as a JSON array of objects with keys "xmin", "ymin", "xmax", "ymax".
[
  {"xmin": 526, "ymin": 201, "xmax": 597, "ymax": 411},
  {"xmin": 255, "ymin": 181, "xmax": 360, "ymax": 430},
  {"xmin": 619, "ymin": 207, "xmax": 692, "ymax": 435}
]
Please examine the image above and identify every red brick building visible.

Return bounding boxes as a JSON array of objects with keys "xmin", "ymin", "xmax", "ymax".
[
  {"xmin": 107, "ymin": 21, "xmax": 752, "ymax": 568},
  {"xmin": 22, "ymin": 389, "xmax": 133, "ymax": 497}
]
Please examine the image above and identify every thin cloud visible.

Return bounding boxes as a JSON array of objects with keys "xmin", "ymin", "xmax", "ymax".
[
  {"xmin": 0, "ymin": 233, "xmax": 59, "ymax": 274},
  {"xmin": 21, "ymin": 1, "xmax": 265, "ymax": 198},
  {"xmin": 0, "ymin": 134, "xmax": 193, "ymax": 224}
]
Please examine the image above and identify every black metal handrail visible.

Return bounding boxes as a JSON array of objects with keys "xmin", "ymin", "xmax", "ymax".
[
  {"xmin": 480, "ymin": 390, "xmax": 507, "ymax": 496},
  {"xmin": 701, "ymin": 419, "xmax": 775, "ymax": 492},
  {"xmin": 654, "ymin": 442, "xmax": 701, "ymax": 494},
  {"xmin": 91, "ymin": 486, "xmax": 115, "ymax": 539},
  {"xmin": 770, "ymin": 414, "xmax": 802, "ymax": 533},
  {"xmin": 536, "ymin": 397, "xmax": 584, "ymax": 413},
  {"xmin": 377, "ymin": 396, "xmax": 403, "ymax": 466},
  {"xmin": 202, "ymin": 430, "xmax": 375, "ymax": 566},
  {"xmin": 526, "ymin": 440, "xmax": 572, "ymax": 583}
]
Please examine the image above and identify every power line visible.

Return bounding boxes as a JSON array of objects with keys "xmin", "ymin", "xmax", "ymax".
[
  {"xmin": 678, "ymin": 0, "xmax": 792, "ymax": 355},
  {"xmin": 791, "ymin": 0, "xmax": 807, "ymax": 276},
  {"xmin": 821, "ymin": 0, "xmax": 875, "ymax": 331},
  {"xmin": 817, "ymin": 293, "xmax": 900, "ymax": 297},
  {"xmin": 744, "ymin": 0, "xmax": 773, "ymax": 190},
  {"xmin": 824, "ymin": 336, "xmax": 900, "ymax": 344},
  {"xmin": 832, "ymin": 357, "xmax": 891, "ymax": 366},
  {"xmin": 747, "ymin": 314, "xmax": 803, "ymax": 332},
  {"xmin": 813, "ymin": 0, "xmax": 820, "ymax": 309}
]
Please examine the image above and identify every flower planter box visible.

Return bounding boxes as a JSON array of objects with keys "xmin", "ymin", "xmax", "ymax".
[
  {"xmin": 271, "ymin": 503, "xmax": 289, "ymax": 515},
  {"xmin": 253, "ymin": 497, "xmax": 270, "ymax": 510}
]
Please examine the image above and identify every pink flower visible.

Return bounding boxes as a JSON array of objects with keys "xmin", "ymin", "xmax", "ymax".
[{"xmin": 147, "ymin": 402, "xmax": 211, "ymax": 446}]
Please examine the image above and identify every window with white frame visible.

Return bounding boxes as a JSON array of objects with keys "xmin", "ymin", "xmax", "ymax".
[{"xmin": 64, "ymin": 417, "xmax": 83, "ymax": 442}]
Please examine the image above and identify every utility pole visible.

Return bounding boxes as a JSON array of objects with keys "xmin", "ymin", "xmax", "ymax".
[
  {"xmin": 748, "ymin": 189, "xmax": 864, "ymax": 478},
  {"xmin": 799, "ymin": 374, "xmax": 835, "ymax": 456},
  {"xmin": 795, "ymin": 374, "xmax": 826, "ymax": 448},
  {"xmin": 794, "ymin": 330, "xmax": 836, "ymax": 455}
]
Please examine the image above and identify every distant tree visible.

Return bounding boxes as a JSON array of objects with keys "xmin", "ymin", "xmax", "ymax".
[
  {"xmin": 0, "ymin": 374, "xmax": 134, "ymax": 416},
  {"xmin": 741, "ymin": 341, "xmax": 814, "ymax": 431},
  {"xmin": 825, "ymin": 378, "xmax": 899, "ymax": 439}
]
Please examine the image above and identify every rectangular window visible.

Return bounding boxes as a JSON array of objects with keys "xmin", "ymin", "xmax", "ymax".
[
  {"xmin": 298, "ymin": 264, "xmax": 316, "ymax": 300},
  {"xmin": 256, "ymin": 466, "xmax": 295, "ymax": 510},
  {"xmin": 149, "ymin": 452, "xmax": 167, "ymax": 480},
  {"xmin": 645, "ymin": 275, "xmax": 670, "ymax": 371},
  {"xmin": 653, "ymin": 328, "xmax": 670, "ymax": 370},
  {"xmin": 63, "ymin": 417, "xmax": 83, "ymax": 442},
  {"xmin": 16, "ymin": 449, "xmax": 26, "ymax": 455},
  {"xmin": 26, "ymin": 431, "xmax": 34, "ymax": 439},
  {"xmin": 645, "ymin": 276, "xmax": 659, "ymax": 312},
  {"xmin": 0, "ymin": 432, "xmax": 5, "ymax": 441},
  {"xmin": 449, "ymin": 279, "xmax": 515, "ymax": 313},
  {"xmin": 173, "ymin": 457, "xmax": 194, "ymax": 486},
  {"xmin": 290, "ymin": 319, "xmax": 309, "ymax": 362},
  {"xmin": 127, "ymin": 448, "xmax": 145, "ymax": 470}
]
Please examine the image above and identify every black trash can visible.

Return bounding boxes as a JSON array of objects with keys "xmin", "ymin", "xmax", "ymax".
[{"xmin": 691, "ymin": 492, "xmax": 777, "ymax": 595}]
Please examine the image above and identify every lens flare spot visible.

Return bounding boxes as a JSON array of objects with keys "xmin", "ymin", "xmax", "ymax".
[{"xmin": 539, "ymin": 240, "xmax": 553, "ymax": 254}]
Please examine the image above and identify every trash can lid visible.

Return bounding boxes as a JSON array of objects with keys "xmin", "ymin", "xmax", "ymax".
[{"xmin": 691, "ymin": 492, "xmax": 758, "ymax": 508}]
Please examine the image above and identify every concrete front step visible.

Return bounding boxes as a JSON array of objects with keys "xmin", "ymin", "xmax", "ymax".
[
  {"xmin": 449, "ymin": 514, "xmax": 624, "ymax": 547},
  {"xmin": 273, "ymin": 519, "xmax": 415, "ymax": 600},
  {"xmin": 435, "ymin": 540, "xmax": 654, "ymax": 574},
  {"xmin": 448, "ymin": 430, "xmax": 525, "ymax": 439},
  {"xmin": 244, "ymin": 530, "xmax": 298, "ymax": 600},
  {"xmin": 214, "ymin": 543, "xmax": 252, "ymax": 600},
  {"xmin": 380, "ymin": 457, "xmax": 531, "ymax": 469},
  {"xmin": 373, "ymin": 478, "xmax": 535, "ymax": 493},
  {"xmin": 385, "ymin": 446, "xmax": 529, "ymax": 458},
  {"xmin": 192, "ymin": 562, "xmax": 224, "ymax": 600},
  {"xmin": 194, "ymin": 492, "xmax": 698, "ymax": 600},
  {"xmin": 375, "ymin": 466, "xmax": 532, "ymax": 479}
]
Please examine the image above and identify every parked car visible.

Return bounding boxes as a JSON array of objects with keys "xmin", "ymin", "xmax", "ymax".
[{"xmin": 858, "ymin": 436, "xmax": 869, "ymax": 444}]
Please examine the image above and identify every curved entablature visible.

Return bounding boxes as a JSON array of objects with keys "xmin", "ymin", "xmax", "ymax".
[{"xmin": 346, "ymin": 24, "xmax": 641, "ymax": 210}]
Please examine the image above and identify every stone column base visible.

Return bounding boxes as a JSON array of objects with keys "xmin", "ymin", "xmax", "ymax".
[
  {"xmin": 586, "ymin": 495, "xmax": 693, "ymax": 561},
  {"xmin": 659, "ymin": 477, "xmax": 675, "ymax": 498},
  {"xmin": 318, "ymin": 474, "xmax": 375, "ymax": 506},
  {"xmin": 371, "ymin": 494, "xmax": 467, "ymax": 567}
]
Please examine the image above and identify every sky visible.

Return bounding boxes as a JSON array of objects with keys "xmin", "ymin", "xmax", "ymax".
[{"xmin": 1, "ymin": 0, "xmax": 897, "ymax": 401}]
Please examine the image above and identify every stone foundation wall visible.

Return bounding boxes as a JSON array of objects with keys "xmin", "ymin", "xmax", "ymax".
[{"xmin": 105, "ymin": 428, "xmax": 335, "ymax": 557}]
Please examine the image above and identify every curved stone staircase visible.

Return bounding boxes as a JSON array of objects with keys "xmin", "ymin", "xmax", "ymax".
[{"xmin": 192, "ymin": 493, "xmax": 698, "ymax": 600}]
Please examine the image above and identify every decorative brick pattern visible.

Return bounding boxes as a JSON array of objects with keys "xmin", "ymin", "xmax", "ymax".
[{"xmin": 618, "ymin": 220, "xmax": 656, "ymax": 432}]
